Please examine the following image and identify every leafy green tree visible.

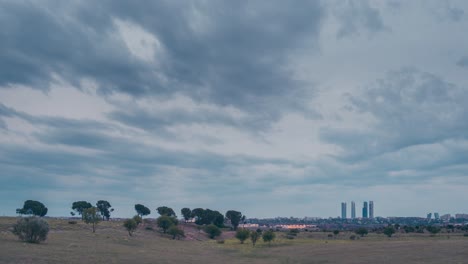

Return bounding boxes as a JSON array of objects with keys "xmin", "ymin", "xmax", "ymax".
[
  {"xmin": 157, "ymin": 206, "xmax": 176, "ymax": 217},
  {"xmin": 355, "ymin": 227, "xmax": 368, "ymax": 237},
  {"xmin": 226, "ymin": 210, "xmax": 244, "ymax": 230},
  {"xmin": 426, "ymin": 226, "xmax": 441, "ymax": 236},
  {"xmin": 134, "ymin": 204, "xmax": 151, "ymax": 218},
  {"xmin": 191, "ymin": 208, "xmax": 224, "ymax": 227},
  {"xmin": 204, "ymin": 224, "xmax": 222, "ymax": 239},
  {"xmin": 82, "ymin": 207, "xmax": 100, "ymax": 233},
  {"xmin": 168, "ymin": 226, "xmax": 185, "ymax": 240},
  {"xmin": 71, "ymin": 201, "xmax": 92, "ymax": 219},
  {"xmin": 96, "ymin": 200, "xmax": 113, "ymax": 220},
  {"xmin": 235, "ymin": 229, "xmax": 250, "ymax": 244},
  {"xmin": 124, "ymin": 219, "xmax": 138, "ymax": 236},
  {"xmin": 12, "ymin": 217, "xmax": 49, "ymax": 243},
  {"xmin": 250, "ymin": 230, "xmax": 260, "ymax": 247},
  {"xmin": 262, "ymin": 230, "xmax": 276, "ymax": 246},
  {"xmin": 383, "ymin": 226, "xmax": 396, "ymax": 237},
  {"xmin": 181, "ymin": 208, "xmax": 192, "ymax": 222},
  {"xmin": 333, "ymin": 230, "xmax": 340, "ymax": 237},
  {"xmin": 16, "ymin": 200, "xmax": 48, "ymax": 217},
  {"xmin": 133, "ymin": 215, "xmax": 143, "ymax": 225},
  {"xmin": 157, "ymin": 215, "xmax": 177, "ymax": 233}
]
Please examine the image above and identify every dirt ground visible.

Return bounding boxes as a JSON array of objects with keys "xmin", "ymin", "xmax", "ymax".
[{"xmin": 0, "ymin": 217, "xmax": 467, "ymax": 264}]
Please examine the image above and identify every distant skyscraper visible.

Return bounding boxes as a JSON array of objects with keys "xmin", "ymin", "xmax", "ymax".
[
  {"xmin": 369, "ymin": 201, "xmax": 374, "ymax": 218},
  {"xmin": 434, "ymin": 212, "xmax": 439, "ymax": 219},
  {"xmin": 341, "ymin": 202, "xmax": 347, "ymax": 219},
  {"xmin": 362, "ymin": 202, "xmax": 368, "ymax": 218},
  {"xmin": 427, "ymin": 213, "xmax": 432, "ymax": 219},
  {"xmin": 351, "ymin": 201, "xmax": 356, "ymax": 219}
]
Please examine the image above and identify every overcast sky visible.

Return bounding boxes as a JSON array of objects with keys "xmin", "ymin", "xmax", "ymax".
[{"xmin": 1, "ymin": 0, "xmax": 468, "ymax": 218}]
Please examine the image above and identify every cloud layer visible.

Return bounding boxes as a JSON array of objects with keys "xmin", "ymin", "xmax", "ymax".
[{"xmin": 1, "ymin": 0, "xmax": 468, "ymax": 218}]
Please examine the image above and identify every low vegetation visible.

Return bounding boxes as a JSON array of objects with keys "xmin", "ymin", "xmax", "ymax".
[{"xmin": 12, "ymin": 217, "xmax": 49, "ymax": 243}]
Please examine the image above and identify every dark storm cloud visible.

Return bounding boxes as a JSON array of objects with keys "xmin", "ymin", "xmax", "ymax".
[
  {"xmin": 321, "ymin": 69, "xmax": 468, "ymax": 162},
  {"xmin": 0, "ymin": 0, "xmax": 324, "ymax": 124}
]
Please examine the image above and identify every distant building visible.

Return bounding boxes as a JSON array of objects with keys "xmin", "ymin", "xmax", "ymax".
[
  {"xmin": 455, "ymin": 214, "xmax": 468, "ymax": 219},
  {"xmin": 440, "ymin": 214, "xmax": 451, "ymax": 221},
  {"xmin": 434, "ymin": 213, "xmax": 439, "ymax": 219},
  {"xmin": 369, "ymin": 201, "xmax": 374, "ymax": 218},
  {"xmin": 427, "ymin": 213, "xmax": 432, "ymax": 219},
  {"xmin": 351, "ymin": 201, "xmax": 356, "ymax": 219},
  {"xmin": 362, "ymin": 202, "xmax": 368, "ymax": 218},
  {"xmin": 341, "ymin": 202, "xmax": 347, "ymax": 219}
]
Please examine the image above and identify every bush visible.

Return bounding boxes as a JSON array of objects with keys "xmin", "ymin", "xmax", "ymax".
[
  {"xmin": 235, "ymin": 229, "xmax": 250, "ymax": 244},
  {"xmin": 262, "ymin": 230, "xmax": 276, "ymax": 246},
  {"xmin": 217, "ymin": 239, "xmax": 225, "ymax": 244},
  {"xmin": 168, "ymin": 226, "xmax": 185, "ymax": 240},
  {"xmin": 145, "ymin": 226, "xmax": 154, "ymax": 231},
  {"xmin": 463, "ymin": 233, "xmax": 468, "ymax": 237},
  {"xmin": 350, "ymin": 235, "xmax": 356, "ymax": 240},
  {"xmin": 12, "ymin": 217, "xmax": 49, "ymax": 243},
  {"xmin": 204, "ymin": 224, "xmax": 222, "ymax": 239},
  {"xmin": 123, "ymin": 219, "xmax": 138, "ymax": 236},
  {"xmin": 132, "ymin": 215, "xmax": 142, "ymax": 225},
  {"xmin": 68, "ymin": 221, "xmax": 77, "ymax": 225}
]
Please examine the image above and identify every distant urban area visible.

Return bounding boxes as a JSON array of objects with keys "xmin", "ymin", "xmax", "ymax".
[{"xmin": 245, "ymin": 201, "xmax": 468, "ymax": 232}]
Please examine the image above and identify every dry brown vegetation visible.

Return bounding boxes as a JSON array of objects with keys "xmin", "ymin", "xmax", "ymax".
[{"xmin": 1, "ymin": 217, "xmax": 467, "ymax": 264}]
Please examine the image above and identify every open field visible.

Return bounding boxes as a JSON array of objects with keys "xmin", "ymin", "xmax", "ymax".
[{"xmin": 1, "ymin": 217, "xmax": 467, "ymax": 264}]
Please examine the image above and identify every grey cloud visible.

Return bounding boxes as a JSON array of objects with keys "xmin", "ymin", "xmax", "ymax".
[
  {"xmin": 321, "ymin": 69, "xmax": 468, "ymax": 162},
  {"xmin": 331, "ymin": 0, "xmax": 388, "ymax": 38},
  {"xmin": 457, "ymin": 56, "xmax": 468, "ymax": 67},
  {"xmin": 0, "ymin": 0, "xmax": 324, "ymax": 125}
]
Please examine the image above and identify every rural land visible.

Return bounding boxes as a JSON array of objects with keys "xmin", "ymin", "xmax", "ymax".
[{"xmin": 1, "ymin": 216, "xmax": 467, "ymax": 264}]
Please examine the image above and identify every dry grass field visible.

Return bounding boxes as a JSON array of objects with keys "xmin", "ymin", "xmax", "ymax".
[{"xmin": 1, "ymin": 217, "xmax": 467, "ymax": 264}]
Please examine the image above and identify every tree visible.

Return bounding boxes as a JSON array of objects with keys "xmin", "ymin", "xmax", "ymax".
[
  {"xmin": 262, "ymin": 230, "xmax": 276, "ymax": 246},
  {"xmin": 133, "ymin": 215, "xmax": 143, "ymax": 225},
  {"xmin": 226, "ymin": 210, "xmax": 244, "ymax": 230},
  {"xmin": 71, "ymin": 201, "xmax": 92, "ymax": 219},
  {"xmin": 250, "ymin": 230, "xmax": 260, "ymax": 247},
  {"xmin": 157, "ymin": 215, "xmax": 177, "ymax": 233},
  {"xmin": 191, "ymin": 208, "xmax": 224, "ymax": 227},
  {"xmin": 383, "ymin": 226, "xmax": 396, "ymax": 237},
  {"xmin": 235, "ymin": 229, "xmax": 250, "ymax": 244},
  {"xmin": 355, "ymin": 227, "xmax": 368, "ymax": 237},
  {"xmin": 426, "ymin": 226, "xmax": 441, "ymax": 236},
  {"xmin": 16, "ymin": 200, "xmax": 48, "ymax": 217},
  {"xmin": 156, "ymin": 206, "xmax": 176, "ymax": 217},
  {"xmin": 12, "ymin": 217, "xmax": 49, "ymax": 243},
  {"xmin": 168, "ymin": 226, "xmax": 185, "ymax": 240},
  {"xmin": 82, "ymin": 207, "xmax": 100, "ymax": 233},
  {"xmin": 134, "ymin": 204, "xmax": 151, "ymax": 218},
  {"xmin": 333, "ymin": 230, "xmax": 340, "ymax": 237},
  {"xmin": 123, "ymin": 219, "xmax": 138, "ymax": 236},
  {"xmin": 181, "ymin": 208, "xmax": 192, "ymax": 222},
  {"xmin": 96, "ymin": 200, "xmax": 113, "ymax": 220},
  {"xmin": 204, "ymin": 224, "xmax": 222, "ymax": 239}
]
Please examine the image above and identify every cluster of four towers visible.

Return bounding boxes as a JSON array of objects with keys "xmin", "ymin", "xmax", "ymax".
[{"xmin": 341, "ymin": 201, "xmax": 374, "ymax": 219}]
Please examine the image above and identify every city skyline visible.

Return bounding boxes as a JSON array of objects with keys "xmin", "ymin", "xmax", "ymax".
[{"xmin": 1, "ymin": 1, "xmax": 468, "ymax": 218}]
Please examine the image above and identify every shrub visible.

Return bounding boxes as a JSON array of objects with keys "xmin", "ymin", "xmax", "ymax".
[
  {"xmin": 235, "ymin": 229, "xmax": 250, "ymax": 244},
  {"xmin": 168, "ymin": 226, "xmax": 185, "ymax": 240},
  {"xmin": 355, "ymin": 227, "xmax": 368, "ymax": 237},
  {"xmin": 145, "ymin": 226, "xmax": 154, "ymax": 231},
  {"xmin": 217, "ymin": 239, "xmax": 225, "ymax": 244},
  {"xmin": 156, "ymin": 215, "xmax": 178, "ymax": 233},
  {"xmin": 204, "ymin": 224, "xmax": 222, "ymax": 239},
  {"xmin": 286, "ymin": 235, "xmax": 295, "ymax": 239},
  {"xmin": 68, "ymin": 221, "xmax": 77, "ymax": 225},
  {"xmin": 123, "ymin": 219, "xmax": 137, "ymax": 236},
  {"xmin": 463, "ymin": 233, "xmax": 468, "ymax": 237},
  {"xmin": 350, "ymin": 235, "xmax": 356, "ymax": 240},
  {"xmin": 12, "ymin": 217, "xmax": 49, "ymax": 243},
  {"xmin": 262, "ymin": 230, "xmax": 276, "ymax": 246}
]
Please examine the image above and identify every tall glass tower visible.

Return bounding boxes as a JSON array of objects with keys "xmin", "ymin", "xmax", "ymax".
[
  {"xmin": 369, "ymin": 201, "xmax": 374, "ymax": 218},
  {"xmin": 341, "ymin": 202, "xmax": 347, "ymax": 219},
  {"xmin": 362, "ymin": 201, "xmax": 368, "ymax": 218},
  {"xmin": 351, "ymin": 201, "xmax": 356, "ymax": 219}
]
